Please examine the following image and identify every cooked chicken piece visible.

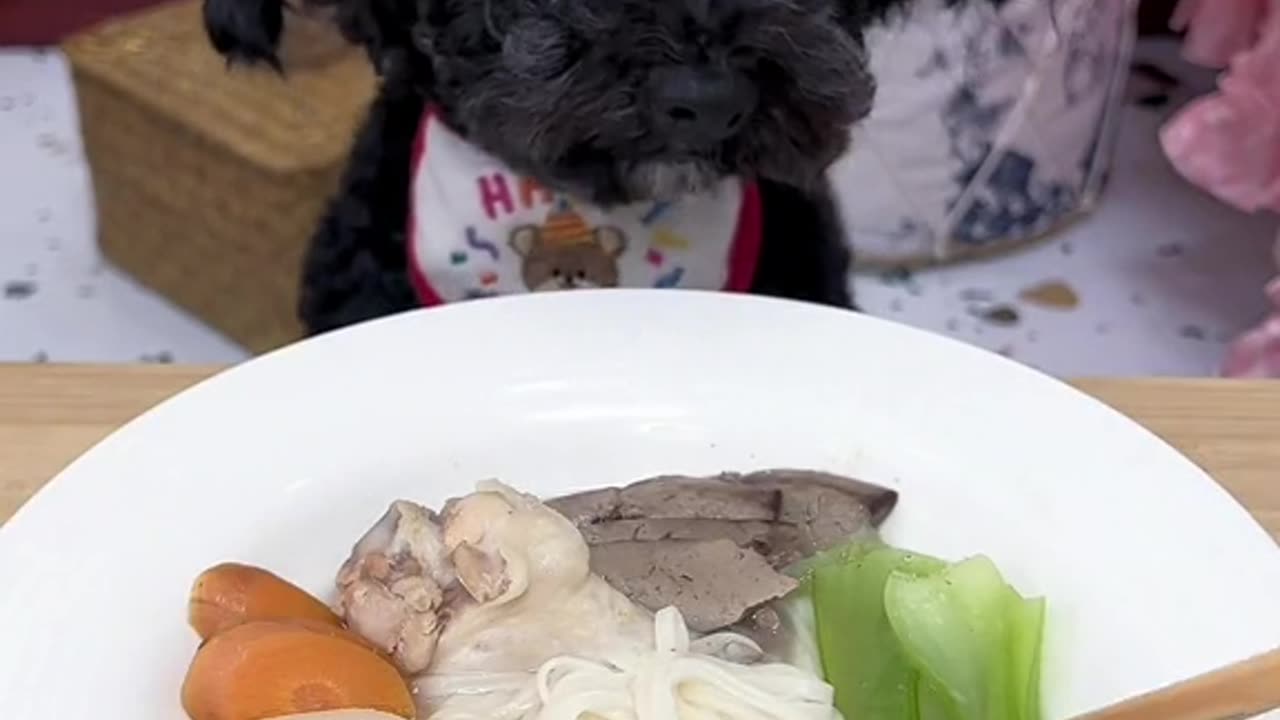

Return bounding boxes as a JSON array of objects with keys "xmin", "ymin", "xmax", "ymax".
[
  {"xmin": 335, "ymin": 500, "xmax": 453, "ymax": 674},
  {"xmin": 337, "ymin": 482, "xmax": 653, "ymax": 719},
  {"xmin": 427, "ymin": 482, "xmax": 652, "ymax": 674}
]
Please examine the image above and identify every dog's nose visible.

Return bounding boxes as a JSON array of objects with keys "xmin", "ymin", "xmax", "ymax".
[{"xmin": 651, "ymin": 66, "xmax": 757, "ymax": 146}]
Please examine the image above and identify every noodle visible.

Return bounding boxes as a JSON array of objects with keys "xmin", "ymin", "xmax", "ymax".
[{"xmin": 424, "ymin": 607, "xmax": 839, "ymax": 720}]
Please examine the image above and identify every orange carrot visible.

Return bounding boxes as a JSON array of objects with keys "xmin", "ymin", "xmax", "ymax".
[
  {"xmin": 189, "ymin": 563, "xmax": 342, "ymax": 640},
  {"xmin": 181, "ymin": 620, "xmax": 415, "ymax": 720},
  {"xmin": 275, "ymin": 618, "xmax": 390, "ymax": 658}
]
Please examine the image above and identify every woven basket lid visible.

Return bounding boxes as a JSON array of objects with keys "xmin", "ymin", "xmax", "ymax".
[{"xmin": 63, "ymin": 0, "xmax": 377, "ymax": 175}]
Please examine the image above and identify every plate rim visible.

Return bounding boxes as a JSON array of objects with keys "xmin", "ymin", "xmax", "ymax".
[{"xmin": 4, "ymin": 291, "xmax": 1270, "ymax": 547}]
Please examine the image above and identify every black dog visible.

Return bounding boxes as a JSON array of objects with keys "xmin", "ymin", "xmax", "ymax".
[{"xmin": 204, "ymin": 0, "xmax": 932, "ymax": 334}]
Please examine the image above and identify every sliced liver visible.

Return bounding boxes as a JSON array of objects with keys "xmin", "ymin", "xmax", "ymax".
[
  {"xmin": 588, "ymin": 539, "xmax": 798, "ymax": 632},
  {"xmin": 547, "ymin": 469, "xmax": 898, "ymax": 632}
]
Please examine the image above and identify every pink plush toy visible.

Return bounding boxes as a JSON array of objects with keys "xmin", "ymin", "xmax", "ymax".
[
  {"xmin": 1160, "ymin": 0, "xmax": 1280, "ymax": 377},
  {"xmin": 1223, "ymin": 277, "xmax": 1280, "ymax": 378}
]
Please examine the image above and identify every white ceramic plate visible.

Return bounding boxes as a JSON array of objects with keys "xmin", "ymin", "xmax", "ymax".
[{"xmin": 1, "ymin": 291, "xmax": 1277, "ymax": 719}]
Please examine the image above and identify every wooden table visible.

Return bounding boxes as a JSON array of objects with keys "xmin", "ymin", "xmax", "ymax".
[{"xmin": 1, "ymin": 366, "xmax": 1277, "ymax": 540}]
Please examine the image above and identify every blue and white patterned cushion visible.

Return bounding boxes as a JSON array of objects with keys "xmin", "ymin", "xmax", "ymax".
[{"xmin": 830, "ymin": 0, "xmax": 1139, "ymax": 265}]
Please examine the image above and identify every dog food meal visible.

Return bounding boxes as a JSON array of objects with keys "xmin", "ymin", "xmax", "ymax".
[{"xmin": 177, "ymin": 470, "xmax": 1047, "ymax": 720}]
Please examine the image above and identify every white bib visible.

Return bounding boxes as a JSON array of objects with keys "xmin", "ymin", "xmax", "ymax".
[{"xmin": 407, "ymin": 110, "xmax": 762, "ymax": 304}]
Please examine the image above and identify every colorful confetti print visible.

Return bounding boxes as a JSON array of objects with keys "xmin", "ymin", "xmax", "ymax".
[
  {"xmin": 651, "ymin": 228, "xmax": 690, "ymax": 250},
  {"xmin": 465, "ymin": 226, "xmax": 500, "ymax": 260},
  {"xmin": 654, "ymin": 266, "xmax": 685, "ymax": 288},
  {"xmin": 641, "ymin": 201, "xmax": 674, "ymax": 226}
]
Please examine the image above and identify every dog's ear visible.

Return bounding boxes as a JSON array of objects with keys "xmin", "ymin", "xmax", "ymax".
[
  {"xmin": 204, "ymin": 0, "xmax": 427, "ymax": 83},
  {"xmin": 594, "ymin": 227, "xmax": 627, "ymax": 258},
  {"xmin": 203, "ymin": 0, "xmax": 287, "ymax": 70},
  {"xmin": 510, "ymin": 226, "xmax": 541, "ymax": 257},
  {"xmin": 315, "ymin": 0, "xmax": 420, "ymax": 75}
]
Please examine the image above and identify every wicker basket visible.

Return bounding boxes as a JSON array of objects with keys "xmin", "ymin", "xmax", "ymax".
[{"xmin": 64, "ymin": 0, "xmax": 376, "ymax": 353}]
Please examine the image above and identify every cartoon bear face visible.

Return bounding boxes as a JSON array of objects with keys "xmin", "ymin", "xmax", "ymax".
[{"xmin": 509, "ymin": 207, "xmax": 628, "ymax": 291}]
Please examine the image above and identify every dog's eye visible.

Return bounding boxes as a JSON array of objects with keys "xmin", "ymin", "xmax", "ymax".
[
  {"xmin": 551, "ymin": 268, "xmax": 563, "ymax": 277},
  {"xmin": 575, "ymin": 270, "xmax": 587, "ymax": 280}
]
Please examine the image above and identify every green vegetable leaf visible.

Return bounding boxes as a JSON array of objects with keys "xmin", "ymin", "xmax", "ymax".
[
  {"xmin": 808, "ymin": 544, "xmax": 1045, "ymax": 720},
  {"xmin": 810, "ymin": 544, "xmax": 944, "ymax": 719},
  {"xmin": 1006, "ymin": 584, "xmax": 1046, "ymax": 718}
]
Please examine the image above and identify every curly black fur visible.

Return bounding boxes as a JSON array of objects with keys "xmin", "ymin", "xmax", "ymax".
[{"xmin": 203, "ymin": 0, "xmax": 977, "ymax": 334}]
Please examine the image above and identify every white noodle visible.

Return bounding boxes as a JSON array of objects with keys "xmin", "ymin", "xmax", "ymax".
[{"xmin": 424, "ymin": 607, "xmax": 840, "ymax": 720}]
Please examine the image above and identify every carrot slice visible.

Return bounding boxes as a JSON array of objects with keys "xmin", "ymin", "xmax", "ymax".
[
  {"xmin": 269, "ymin": 713, "xmax": 406, "ymax": 719},
  {"xmin": 181, "ymin": 620, "xmax": 415, "ymax": 720},
  {"xmin": 189, "ymin": 563, "xmax": 342, "ymax": 640},
  {"xmin": 275, "ymin": 618, "xmax": 390, "ymax": 658}
]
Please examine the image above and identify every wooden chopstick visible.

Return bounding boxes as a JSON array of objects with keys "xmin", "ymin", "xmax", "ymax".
[{"xmin": 1072, "ymin": 646, "xmax": 1280, "ymax": 720}]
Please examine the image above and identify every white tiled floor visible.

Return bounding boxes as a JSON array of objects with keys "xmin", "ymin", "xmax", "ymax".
[
  {"xmin": 0, "ymin": 49, "xmax": 247, "ymax": 365},
  {"xmin": 0, "ymin": 42, "xmax": 1276, "ymax": 374}
]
